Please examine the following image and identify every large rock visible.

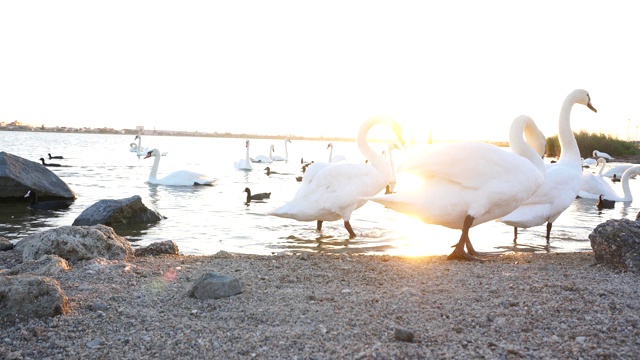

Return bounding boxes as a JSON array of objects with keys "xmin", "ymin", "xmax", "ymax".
[
  {"xmin": 589, "ymin": 218, "xmax": 640, "ymax": 273},
  {"xmin": 0, "ymin": 275, "xmax": 69, "ymax": 321},
  {"xmin": 9, "ymin": 254, "xmax": 71, "ymax": 276},
  {"xmin": 72, "ymin": 195, "xmax": 165, "ymax": 227},
  {"xmin": 135, "ymin": 240, "xmax": 179, "ymax": 257},
  {"xmin": 0, "ymin": 152, "xmax": 76, "ymax": 200},
  {"xmin": 188, "ymin": 272, "xmax": 244, "ymax": 300},
  {"xmin": 13, "ymin": 225, "xmax": 134, "ymax": 263}
]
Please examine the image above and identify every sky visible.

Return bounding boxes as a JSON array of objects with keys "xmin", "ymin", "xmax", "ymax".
[{"xmin": 1, "ymin": 1, "xmax": 639, "ymax": 142}]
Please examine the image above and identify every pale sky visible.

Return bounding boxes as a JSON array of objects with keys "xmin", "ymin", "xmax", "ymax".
[{"xmin": 1, "ymin": 1, "xmax": 638, "ymax": 142}]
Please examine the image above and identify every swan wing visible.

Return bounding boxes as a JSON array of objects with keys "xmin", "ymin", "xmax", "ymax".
[
  {"xmin": 270, "ymin": 162, "xmax": 387, "ymax": 221},
  {"xmin": 399, "ymin": 142, "xmax": 532, "ymax": 189},
  {"xmin": 153, "ymin": 170, "xmax": 216, "ymax": 186}
]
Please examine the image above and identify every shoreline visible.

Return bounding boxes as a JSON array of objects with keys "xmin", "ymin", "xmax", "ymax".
[{"xmin": 1, "ymin": 250, "xmax": 639, "ymax": 359}]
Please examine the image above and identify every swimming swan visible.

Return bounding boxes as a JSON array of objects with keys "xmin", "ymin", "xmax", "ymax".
[
  {"xmin": 578, "ymin": 158, "xmax": 615, "ymax": 200},
  {"xmin": 327, "ymin": 143, "xmax": 346, "ymax": 162},
  {"xmin": 272, "ymin": 138, "xmax": 292, "ymax": 162},
  {"xmin": 252, "ymin": 145, "xmax": 274, "ymax": 163},
  {"xmin": 268, "ymin": 115, "xmax": 405, "ymax": 239},
  {"xmin": 144, "ymin": 149, "xmax": 216, "ymax": 186},
  {"xmin": 593, "ymin": 150, "xmax": 614, "ymax": 160},
  {"xmin": 586, "ymin": 166, "xmax": 640, "ymax": 202},
  {"xmin": 234, "ymin": 140, "xmax": 253, "ymax": 170},
  {"xmin": 500, "ymin": 89, "xmax": 597, "ymax": 242},
  {"xmin": 366, "ymin": 115, "xmax": 547, "ymax": 261}
]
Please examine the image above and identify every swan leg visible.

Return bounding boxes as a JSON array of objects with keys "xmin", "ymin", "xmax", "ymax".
[
  {"xmin": 545, "ymin": 222, "xmax": 552, "ymax": 240},
  {"xmin": 344, "ymin": 221, "xmax": 356, "ymax": 239},
  {"xmin": 447, "ymin": 216, "xmax": 483, "ymax": 261},
  {"xmin": 316, "ymin": 220, "xmax": 323, "ymax": 232},
  {"xmin": 513, "ymin": 227, "xmax": 518, "ymax": 244}
]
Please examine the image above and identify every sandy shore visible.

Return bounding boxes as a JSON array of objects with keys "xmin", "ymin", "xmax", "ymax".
[{"xmin": 1, "ymin": 250, "xmax": 639, "ymax": 359}]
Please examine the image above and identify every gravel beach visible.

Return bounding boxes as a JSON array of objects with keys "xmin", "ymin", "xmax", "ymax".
[{"xmin": 1, "ymin": 250, "xmax": 639, "ymax": 359}]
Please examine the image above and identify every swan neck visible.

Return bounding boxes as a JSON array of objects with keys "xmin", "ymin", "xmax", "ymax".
[
  {"xmin": 357, "ymin": 117, "xmax": 397, "ymax": 178},
  {"xmin": 620, "ymin": 167, "xmax": 640, "ymax": 201},
  {"xmin": 509, "ymin": 116, "xmax": 546, "ymax": 174},
  {"xmin": 149, "ymin": 155, "xmax": 160, "ymax": 181},
  {"xmin": 557, "ymin": 96, "xmax": 580, "ymax": 164}
]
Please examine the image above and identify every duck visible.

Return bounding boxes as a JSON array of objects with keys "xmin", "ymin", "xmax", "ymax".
[
  {"xmin": 269, "ymin": 115, "xmax": 405, "ymax": 239},
  {"xmin": 252, "ymin": 145, "xmax": 274, "ymax": 163},
  {"xmin": 327, "ymin": 143, "xmax": 347, "ymax": 162},
  {"xmin": 593, "ymin": 150, "xmax": 614, "ymax": 160},
  {"xmin": 24, "ymin": 190, "xmax": 72, "ymax": 210},
  {"xmin": 264, "ymin": 166, "xmax": 293, "ymax": 176},
  {"xmin": 367, "ymin": 115, "xmax": 547, "ymax": 261},
  {"xmin": 244, "ymin": 187, "xmax": 271, "ymax": 203},
  {"xmin": 39, "ymin": 158, "xmax": 62, "ymax": 167},
  {"xmin": 611, "ymin": 174, "xmax": 621, "ymax": 183},
  {"xmin": 144, "ymin": 149, "xmax": 216, "ymax": 186},
  {"xmin": 48, "ymin": 153, "xmax": 63, "ymax": 159},
  {"xmin": 596, "ymin": 194, "xmax": 615, "ymax": 210},
  {"xmin": 272, "ymin": 138, "xmax": 292, "ymax": 162},
  {"xmin": 500, "ymin": 89, "xmax": 597, "ymax": 243},
  {"xmin": 234, "ymin": 139, "xmax": 253, "ymax": 170}
]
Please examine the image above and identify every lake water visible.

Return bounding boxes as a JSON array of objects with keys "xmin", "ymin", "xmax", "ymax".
[{"xmin": 1, "ymin": 131, "xmax": 638, "ymax": 257}]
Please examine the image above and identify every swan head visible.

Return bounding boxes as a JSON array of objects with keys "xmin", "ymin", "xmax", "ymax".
[
  {"xmin": 596, "ymin": 157, "xmax": 607, "ymax": 166},
  {"xmin": 245, "ymin": 139, "xmax": 250, "ymax": 148},
  {"xmin": 134, "ymin": 135, "xmax": 140, "ymax": 140},
  {"xmin": 327, "ymin": 143, "xmax": 333, "ymax": 149},
  {"xmin": 143, "ymin": 149, "xmax": 160, "ymax": 159},
  {"xmin": 571, "ymin": 89, "xmax": 597, "ymax": 113}
]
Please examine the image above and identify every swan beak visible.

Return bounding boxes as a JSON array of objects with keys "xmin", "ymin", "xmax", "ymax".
[
  {"xmin": 143, "ymin": 151, "xmax": 152, "ymax": 159},
  {"xmin": 588, "ymin": 102, "xmax": 597, "ymax": 113}
]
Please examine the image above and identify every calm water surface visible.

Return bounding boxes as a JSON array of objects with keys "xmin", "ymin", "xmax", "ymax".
[{"xmin": 1, "ymin": 131, "xmax": 638, "ymax": 256}]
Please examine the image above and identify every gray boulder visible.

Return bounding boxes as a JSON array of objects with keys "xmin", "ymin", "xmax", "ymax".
[
  {"xmin": 13, "ymin": 225, "xmax": 134, "ymax": 263},
  {"xmin": 589, "ymin": 218, "xmax": 640, "ymax": 273},
  {"xmin": 0, "ymin": 236, "xmax": 13, "ymax": 251},
  {"xmin": 9, "ymin": 254, "xmax": 71, "ymax": 276},
  {"xmin": 0, "ymin": 152, "xmax": 75, "ymax": 200},
  {"xmin": 188, "ymin": 272, "xmax": 244, "ymax": 300},
  {"xmin": 0, "ymin": 275, "xmax": 69, "ymax": 321},
  {"xmin": 72, "ymin": 195, "xmax": 164, "ymax": 227},
  {"xmin": 135, "ymin": 240, "xmax": 179, "ymax": 257}
]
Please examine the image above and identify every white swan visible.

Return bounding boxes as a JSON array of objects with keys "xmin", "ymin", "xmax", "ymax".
[
  {"xmin": 268, "ymin": 115, "xmax": 404, "ymax": 238},
  {"xmin": 252, "ymin": 144, "xmax": 274, "ymax": 163},
  {"xmin": 581, "ymin": 157, "xmax": 597, "ymax": 167},
  {"xmin": 234, "ymin": 139, "xmax": 253, "ymax": 170},
  {"xmin": 129, "ymin": 135, "xmax": 148, "ymax": 157},
  {"xmin": 327, "ymin": 143, "xmax": 346, "ymax": 162},
  {"xmin": 587, "ymin": 166, "xmax": 640, "ymax": 202},
  {"xmin": 578, "ymin": 158, "xmax": 615, "ymax": 200},
  {"xmin": 272, "ymin": 138, "xmax": 292, "ymax": 162},
  {"xmin": 366, "ymin": 115, "xmax": 547, "ymax": 261},
  {"xmin": 602, "ymin": 164, "xmax": 636, "ymax": 179},
  {"xmin": 130, "ymin": 135, "xmax": 167, "ymax": 157},
  {"xmin": 144, "ymin": 149, "xmax": 216, "ymax": 186},
  {"xmin": 500, "ymin": 89, "xmax": 597, "ymax": 242},
  {"xmin": 593, "ymin": 150, "xmax": 614, "ymax": 160}
]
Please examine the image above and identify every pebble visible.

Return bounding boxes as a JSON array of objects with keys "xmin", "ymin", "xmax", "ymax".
[{"xmin": 394, "ymin": 327, "xmax": 415, "ymax": 342}]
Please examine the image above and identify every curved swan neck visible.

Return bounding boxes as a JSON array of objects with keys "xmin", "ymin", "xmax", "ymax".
[
  {"xmin": 357, "ymin": 116, "xmax": 403, "ymax": 176},
  {"xmin": 149, "ymin": 154, "xmax": 160, "ymax": 182},
  {"xmin": 620, "ymin": 166, "xmax": 640, "ymax": 201},
  {"xmin": 509, "ymin": 115, "xmax": 546, "ymax": 174},
  {"xmin": 597, "ymin": 158, "xmax": 607, "ymax": 176},
  {"xmin": 557, "ymin": 93, "xmax": 581, "ymax": 165}
]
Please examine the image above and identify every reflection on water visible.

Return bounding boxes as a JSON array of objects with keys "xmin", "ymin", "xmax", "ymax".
[{"xmin": 2, "ymin": 130, "xmax": 640, "ymax": 257}]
